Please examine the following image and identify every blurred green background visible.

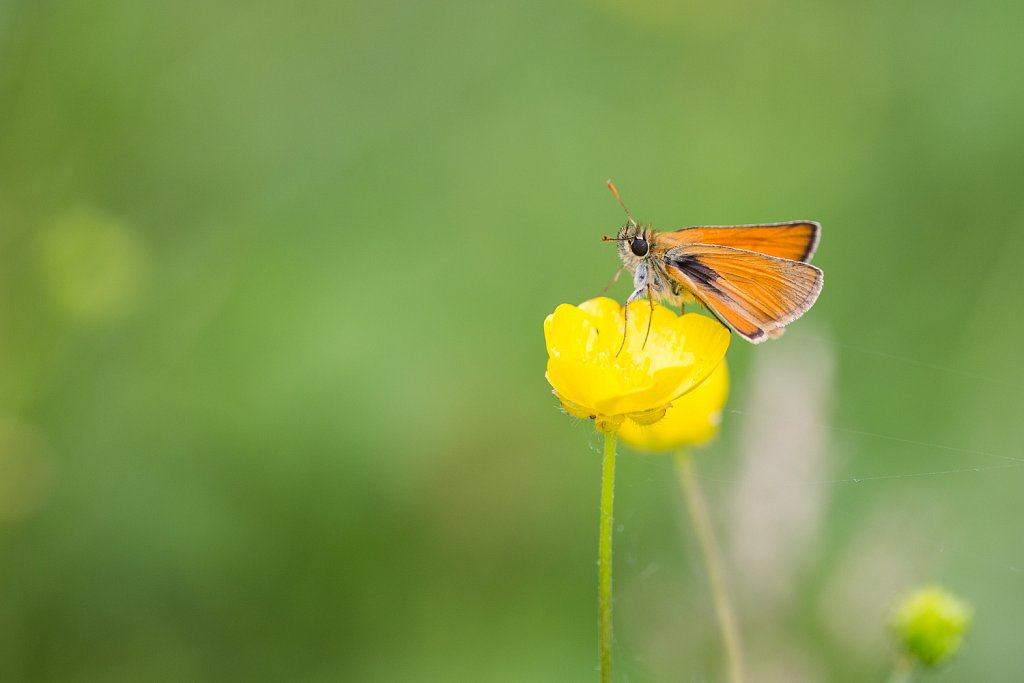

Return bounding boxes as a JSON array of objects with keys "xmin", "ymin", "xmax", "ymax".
[{"xmin": 2, "ymin": 0, "xmax": 1022, "ymax": 680}]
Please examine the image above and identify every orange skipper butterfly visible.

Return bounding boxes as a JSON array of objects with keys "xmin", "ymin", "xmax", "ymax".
[{"xmin": 603, "ymin": 181, "xmax": 823, "ymax": 344}]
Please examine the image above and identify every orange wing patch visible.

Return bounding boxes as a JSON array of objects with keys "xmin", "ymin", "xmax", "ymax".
[
  {"xmin": 663, "ymin": 244, "xmax": 823, "ymax": 344},
  {"xmin": 659, "ymin": 222, "xmax": 820, "ymax": 262}
]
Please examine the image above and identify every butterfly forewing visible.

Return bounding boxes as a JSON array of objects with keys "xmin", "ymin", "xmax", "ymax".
[
  {"xmin": 663, "ymin": 244, "xmax": 823, "ymax": 343},
  {"xmin": 659, "ymin": 222, "xmax": 820, "ymax": 263}
]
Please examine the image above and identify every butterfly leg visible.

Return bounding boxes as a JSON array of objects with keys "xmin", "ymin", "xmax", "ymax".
[
  {"xmin": 617, "ymin": 263, "xmax": 649, "ymax": 356},
  {"xmin": 617, "ymin": 285, "xmax": 648, "ymax": 356},
  {"xmin": 615, "ymin": 298, "xmax": 630, "ymax": 357},
  {"xmin": 641, "ymin": 284, "xmax": 654, "ymax": 349},
  {"xmin": 601, "ymin": 266, "xmax": 624, "ymax": 295},
  {"xmin": 669, "ymin": 282, "xmax": 685, "ymax": 315}
]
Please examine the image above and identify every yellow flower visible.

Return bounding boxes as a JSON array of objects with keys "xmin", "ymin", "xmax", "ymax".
[
  {"xmin": 892, "ymin": 585, "xmax": 973, "ymax": 668},
  {"xmin": 619, "ymin": 360, "xmax": 729, "ymax": 451},
  {"xmin": 544, "ymin": 297, "xmax": 730, "ymax": 432}
]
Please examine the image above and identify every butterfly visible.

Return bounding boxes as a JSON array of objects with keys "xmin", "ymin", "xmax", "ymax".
[{"xmin": 602, "ymin": 180, "xmax": 823, "ymax": 345}]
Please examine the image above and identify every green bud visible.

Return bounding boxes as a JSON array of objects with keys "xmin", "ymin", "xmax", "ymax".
[{"xmin": 892, "ymin": 586, "xmax": 972, "ymax": 668}]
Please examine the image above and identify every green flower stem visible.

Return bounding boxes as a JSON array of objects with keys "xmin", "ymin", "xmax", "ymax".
[
  {"xmin": 598, "ymin": 429, "xmax": 618, "ymax": 683},
  {"xmin": 886, "ymin": 655, "xmax": 915, "ymax": 683},
  {"xmin": 674, "ymin": 451, "xmax": 746, "ymax": 683}
]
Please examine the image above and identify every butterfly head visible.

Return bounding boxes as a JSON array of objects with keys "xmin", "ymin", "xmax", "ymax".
[
  {"xmin": 608, "ymin": 222, "xmax": 651, "ymax": 267},
  {"xmin": 604, "ymin": 181, "xmax": 652, "ymax": 265}
]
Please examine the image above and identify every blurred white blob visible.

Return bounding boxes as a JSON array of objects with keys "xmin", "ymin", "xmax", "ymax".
[
  {"xmin": 728, "ymin": 331, "xmax": 836, "ymax": 616},
  {"xmin": 38, "ymin": 207, "xmax": 146, "ymax": 322},
  {"xmin": 0, "ymin": 419, "xmax": 54, "ymax": 522},
  {"xmin": 817, "ymin": 494, "xmax": 942, "ymax": 658}
]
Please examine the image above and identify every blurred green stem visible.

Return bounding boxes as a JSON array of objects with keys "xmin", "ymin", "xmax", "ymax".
[
  {"xmin": 598, "ymin": 430, "xmax": 617, "ymax": 683},
  {"xmin": 886, "ymin": 655, "xmax": 915, "ymax": 683},
  {"xmin": 675, "ymin": 451, "xmax": 745, "ymax": 683}
]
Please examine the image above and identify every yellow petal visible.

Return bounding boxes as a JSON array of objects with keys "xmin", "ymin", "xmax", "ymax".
[
  {"xmin": 577, "ymin": 296, "xmax": 625, "ymax": 325},
  {"xmin": 619, "ymin": 361, "xmax": 730, "ymax": 451},
  {"xmin": 544, "ymin": 303, "xmax": 598, "ymax": 360}
]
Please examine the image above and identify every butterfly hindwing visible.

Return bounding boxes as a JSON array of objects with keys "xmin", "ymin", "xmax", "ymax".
[{"xmin": 663, "ymin": 244, "xmax": 823, "ymax": 343}]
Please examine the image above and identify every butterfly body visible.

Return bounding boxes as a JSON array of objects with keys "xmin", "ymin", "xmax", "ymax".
[{"xmin": 609, "ymin": 213, "xmax": 824, "ymax": 344}]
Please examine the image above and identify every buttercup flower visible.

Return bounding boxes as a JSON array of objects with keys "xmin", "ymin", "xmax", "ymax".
[
  {"xmin": 892, "ymin": 585, "xmax": 972, "ymax": 668},
  {"xmin": 544, "ymin": 297, "xmax": 730, "ymax": 432},
  {"xmin": 543, "ymin": 296, "xmax": 731, "ymax": 683},
  {"xmin": 618, "ymin": 360, "xmax": 729, "ymax": 451}
]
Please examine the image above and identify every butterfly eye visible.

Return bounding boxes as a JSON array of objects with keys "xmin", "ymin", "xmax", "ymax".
[{"xmin": 630, "ymin": 237, "xmax": 649, "ymax": 257}]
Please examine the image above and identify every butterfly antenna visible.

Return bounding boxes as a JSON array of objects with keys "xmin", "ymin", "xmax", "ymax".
[{"xmin": 606, "ymin": 180, "xmax": 637, "ymax": 227}]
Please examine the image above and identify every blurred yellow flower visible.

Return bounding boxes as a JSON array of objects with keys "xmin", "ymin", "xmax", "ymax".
[
  {"xmin": 544, "ymin": 297, "xmax": 730, "ymax": 432},
  {"xmin": 619, "ymin": 360, "xmax": 729, "ymax": 451}
]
